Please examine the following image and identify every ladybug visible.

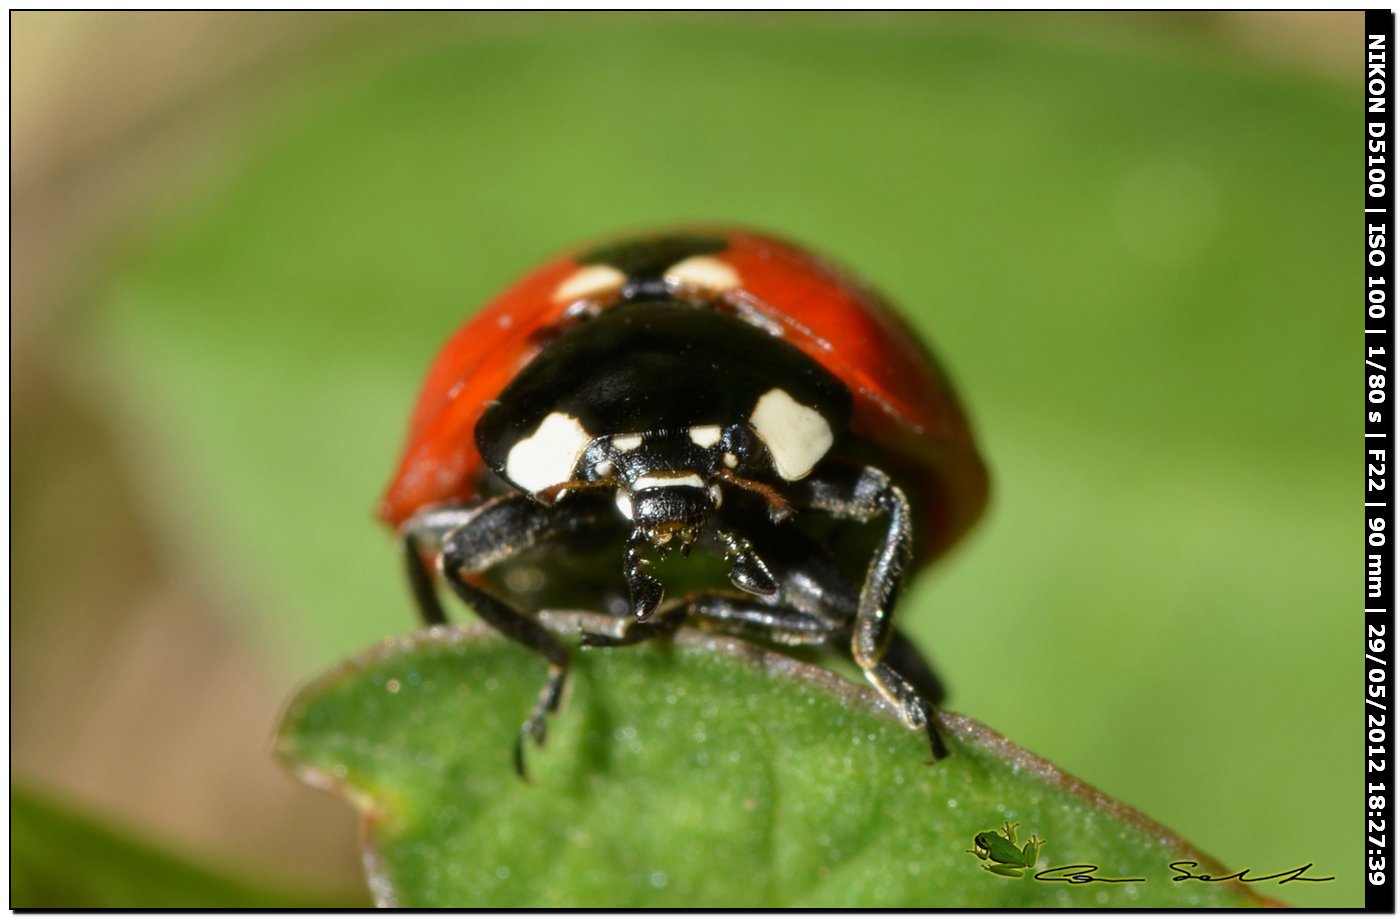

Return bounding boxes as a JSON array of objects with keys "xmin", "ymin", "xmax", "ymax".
[{"xmin": 380, "ymin": 230, "xmax": 989, "ymax": 773}]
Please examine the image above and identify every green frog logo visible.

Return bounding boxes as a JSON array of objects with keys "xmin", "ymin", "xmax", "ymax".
[{"xmin": 966, "ymin": 821, "xmax": 1045, "ymax": 878}]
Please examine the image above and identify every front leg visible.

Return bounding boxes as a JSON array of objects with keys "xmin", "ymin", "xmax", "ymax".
[
  {"xmin": 403, "ymin": 495, "xmax": 603, "ymax": 777},
  {"xmin": 795, "ymin": 463, "xmax": 947, "ymax": 759},
  {"xmin": 582, "ymin": 522, "xmax": 844, "ymax": 649},
  {"xmin": 580, "ymin": 591, "xmax": 837, "ymax": 649},
  {"xmin": 883, "ymin": 629, "xmax": 947, "ymax": 708}
]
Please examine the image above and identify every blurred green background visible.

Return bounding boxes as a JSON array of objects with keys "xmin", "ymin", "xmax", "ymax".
[{"xmin": 12, "ymin": 11, "xmax": 1358, "ymax": 907}]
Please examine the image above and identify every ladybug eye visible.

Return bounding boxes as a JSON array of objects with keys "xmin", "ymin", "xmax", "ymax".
[{"xmin": 720, "ymin": 425, "xmax": 763, "ymax": 472}]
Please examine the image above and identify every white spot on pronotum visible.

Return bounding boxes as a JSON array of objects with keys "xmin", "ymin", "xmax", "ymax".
[
  {"xmin": 594, "ymin": 459, "xmax": 614, "ymax": 477},
  {"xmin": 688, "ymin": 425, "xmax": 723, "ymax": 448},
  {"xmin": 612, "ymin": 433, "xmax": 643, "ymax": 451},
  {"xmin": 664, "ymin": 255, "xmax": 740, "ymax": 292},
  {"xmin": 504, "ymin": 412, "xmax": 592, "ymax": 494},
  {"xmin": 552, "ymin": 264, "xmax": 627, "ymax": 303},
  {"xmin": 723, "ymin": 452, "xmax": 739, "ymax": 469},
  {"xmin": 748, "ymin": 388, "xmax": 833, "ymax": 481},
  {"xmin": 634, "ymin": 472, "xmax": 705, "ymax": 491},
  {"xmin": 615, "ymin": 488, "xmax": 634, "ymax": 520}
]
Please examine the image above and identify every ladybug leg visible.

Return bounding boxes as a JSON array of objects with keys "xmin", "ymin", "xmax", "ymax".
[
  {"xmin": 682, "ymin": 593, "xmax": 838, "ymax": 645},
  {"xmin": 580, "ymin": 592, "xmax": 835, "ymax": 649},
  {"xmin": 402, "ymin": 507, "xmax": 478, "ymax": 626},
  {"xmin": 674, "ymin": 602, "xmax": 947, "ymax": 758},
  {"xmin": 794, "ymin": 464, "xmax": 948, "ymax": 760},
  {"xmin": 406, "ymin": 543, "xmax": 447, "ymax": 625},
  {"xmin": 578, "ymin": 605, "xmax": 686, "ymax": 648},
  {"xmin": 407, "ymin": 496, "xmax": 602, "ymax": 778},
  {"xmin": 883, "ymin": 629, "xmax": 947, "ymax": 708},
  {"xmin": 584, "ymin": 523, "xmax": 844, "ymax": 648}
]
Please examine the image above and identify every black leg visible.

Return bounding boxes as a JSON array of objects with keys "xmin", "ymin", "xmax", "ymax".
[
  {"xmin": 580, "ymin": 591, "xmax": 838, "ymax": 649},
  {"xmin": 405, "ymin": 496, "xmax": 603, "ymax": 777},
  {"xmin": 579, "ymin": 604, "xmax": 686, "ymax": 648},
  {"xmin": 404, "ymin": 532, "xmax": 449, "ymax": 626},
  {"xmin": 794, "ymin": 463, "xmax": 947, "ymax": 759},
  {"xmin": 440, "ymin": 562, "xmax": 570, "ymax": 779},
  {"xmin": 884, "ymin": 629, "xmax": 946, "ymax": 708},
  {"xmin": 686, "ymin": 592, "xmax": 836, "ymax": 644},
  {"xmin": 402, "ymin": 506, "xmax": 479, "ymax": 627}
]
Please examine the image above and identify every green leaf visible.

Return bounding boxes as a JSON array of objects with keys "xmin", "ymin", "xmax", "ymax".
[
  {"xmin": 277, "ymin": 614, "xmax": 1274, "ymax": 908},
  {"xmin": 10, "ymin": 785, "xmax": 349, "ymax": 908}
]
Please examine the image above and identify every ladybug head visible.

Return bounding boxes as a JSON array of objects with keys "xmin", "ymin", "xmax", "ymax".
[
  {"xmin": 578, "ymin": 426, "xmax": 735, "ymax": 553},
  {"xmin": 574, "ymin": 423, "xmax": 786, "ymax": 608},
  {"xmin": 619, "ymin": 473, "xmax": 712, "ymax": 553}
]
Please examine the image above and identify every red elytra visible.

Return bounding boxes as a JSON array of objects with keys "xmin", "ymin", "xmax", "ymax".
[{"xmin": 378, "ymin": 229, "xmax": 988, "ymax": 565}]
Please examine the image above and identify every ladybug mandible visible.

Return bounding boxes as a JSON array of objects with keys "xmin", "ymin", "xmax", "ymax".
[{"xmin": 380, "ymin": 230, "xmax": 989, "ymax": 773}]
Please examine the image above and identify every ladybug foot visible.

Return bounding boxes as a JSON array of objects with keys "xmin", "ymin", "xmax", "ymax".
[
  {"xmin": 902, "ymin": 697, "xmax": 949, "ymax": 762},
  {"xmin": 921, "ymin": 718, "xmax": 949, "ymax": 763},
  {"xmin": 512, "ymin": 719, "xmax": 547, "ymax": 779},
  {"xmin": 511, "ymin": 665, "xmax": 567, "ymax": 780},
  {"xmin": 866, "ymin": 660, "xmax": 948, "ymax": 763}
]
